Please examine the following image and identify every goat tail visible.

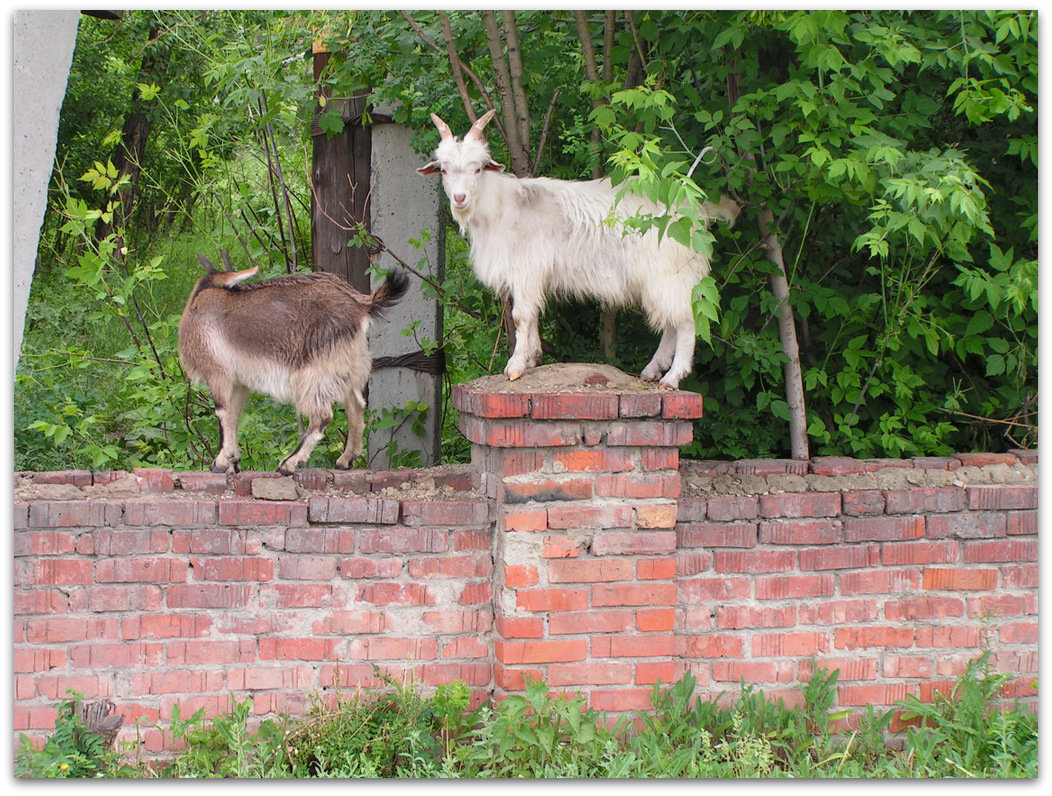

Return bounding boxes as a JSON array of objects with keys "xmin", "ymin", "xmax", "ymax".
[{"xmin": 369, "ymin": 270, "xmax": 411, "ymax": 317}]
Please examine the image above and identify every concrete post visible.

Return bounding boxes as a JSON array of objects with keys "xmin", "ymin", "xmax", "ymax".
[
  {"xmin": 11, "ymin": 11, "xmax": 81, "ymax": 372},
  {"xmin": 366, "ymin": 110, "xmax": 445, "ymax": 468}
]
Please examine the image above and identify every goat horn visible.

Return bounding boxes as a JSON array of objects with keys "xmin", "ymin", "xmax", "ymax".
[
  {"xmin": 197, "ymin": 254, "xmax": 217, "ymax": 274},
  {"xmin": 430, "ymin": 113, "xmax": 453, "ymax": 141},
  {"xmin": 221, "ymin": 250, "xmax": 235, "ymax": 272},
  {"xmin": 467, "ymin": 108, "xmax": 496, "ymax": 141}
]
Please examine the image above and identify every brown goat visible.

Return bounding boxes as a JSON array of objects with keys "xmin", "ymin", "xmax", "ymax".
[{"xmin": 179, "ymin": 254, "xmax": 409, "ymax": 474}]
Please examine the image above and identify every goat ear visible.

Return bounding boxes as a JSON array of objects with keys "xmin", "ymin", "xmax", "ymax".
[
  {"xmin": 467, "ymin": 108, "xmax": 496, "ymax": 141},
  {"xmin": 484, "ymin": 159, "xmax": 505, "ymax": 173},
  {"xmin": 430, "ymin": 113, "xmax": 453, "ymax": 141},
  {"xmin": 417, "ymin": 161, "xmax": 441, "ymax": 176}
]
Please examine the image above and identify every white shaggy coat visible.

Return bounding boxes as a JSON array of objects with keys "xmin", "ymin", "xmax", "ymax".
[{"xmin": 418, "ymin": 109, "xmax": 735, "ymax": 389}]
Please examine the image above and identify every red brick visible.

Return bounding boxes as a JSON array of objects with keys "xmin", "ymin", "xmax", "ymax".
[
  {"xmin": 759, "ymin": 492, "xmax": 840, "ymax": 518},
  {"xmin": 619, "ymin": 392, "xmax": 663, "ymax": 418},
  {"xmin": 662, "ymin": 392, "xmax": 704, "ymax": 419},
  {"xmin": 358, "ymin": 582, "xmax": 436, "ymax": 606},
  {"xmin": 549, "ymin": 609, "xmax": 634, "ymax": 635},
  {"xmin": 881, "ymin": 540, "xmax": 957, "ymax": 566},
  {"xmin": 834, "ymin": 626, "xmax": 915, "ymax": 650},
  {"xmin": 752, "ymin": 631, "xmax": 829, "ymax": 657},
  {"xmin": 409, "ymin": 554, "xmax": 492, "ymax": 579},
  {"xmin": 592, "ymin": 582, "xmax": 676, "ymax": 607},
  {"xmin": 552, "ymin": 449, "xmax": 607, "ymax": 472},
  {"xmin": 799, "ymin": 545, "xmax": 879, "ymax": 571},
  {"xmin": 516, "ymin": 587, "xmax": 589, "ymax": 612},
  {"xmin": 680, "ymin": 633, "xmax": 745, "ymax": 659},
  {"xmin": 219, "ymin": 500, "xmax": 307, "ymax": 527},
  {"xmin": 541, "ymin": 535, "xmax": 587, "ymax": 559},
  {"xmin": 954, "ymin": 452, "xmax": 1019, "ymax": 468},
  {"xmin": 760, "ymin": 519, "xmax": 840, "ymax": 545},
  {"xmin": 503, "ymin": 477, "xmax": 594, "ymax": 503},
  {"xmin": 676, "ymin": 522, "xmax": 758, "ymax": 549},
  {"xmin": 884, "ymin": 596, "xmax": 964, "ymax": 621},
  {"xmin": 840, "ymin": 568, "xmax": 921, "ymax": 594},
  {"xmin": 606, "ymin": 420, "xmax": 693, "ymax": 447},
  {"xmin": 705, "ymin": 495, "xmax": 758, "ymax": 521},
  {"xmin": 96, "ymin": 557, "xmax": 186, "ymax": 583},
  {"xmin": 926, "ymin": 511, "xmax": 1006, "ymax": 539},
  {"xmin": 546, "ymin": 504, "xmax": 633, "ymax": 530},
  {"xmin": 402, "ymin": 499, "xmax": 488, "ymax": 527},
  {"xmin": 593, "ymin": 633, "xmax": 674, "ymax": 658},
  {"xmin": 921, "ymin": 568, "xmax": 997, "ymax": 591},
  {"xmin": 961, "ymin": 539, "xmax": 1037, "ymax": 563},
  {"xmin": 595, "ymin": 472, "xmax": 679, "ymax": 499},
  {"xmin": 679, "ymin": 576, "xmax": 751, "ymax": 602},
  {"xmin": 717, "ymin": 605, "xmax": 796, "ymax": 630},
  {"xmin": 811, "ymin": 457, "xmax": 868, "ymax": 476},
  {"xmin": 593, "ymin": 530, "xmax": 676, "ymax": 555},
  {"xmin": 503, "ymin": 565, "xmax": 539, "ymax": 588},
  {"xmin": 636, "ymin": 557, "xmax": 676, "ymax": 580},
  {"xmin": 844, "ymin": 516, "xmax": 925, "ymax": 542},
  {"xmin": 636, "ymin": 607, "xmax": 675, "ymax": 632},
  {"xmin": 884, "ymin": 487, "xmax": 966, "ymax": 514},
  {"xmin": 714, "ymin": 549, "xmax": 794, "ymax": 573},
  {"xmin": 548, "ymin": 558, "xmax": 633, "ymax": 583},
  {"xmin": 841, "ymin": 489, "xmax": 885, "ymax": 515},
  {"xmin": 836, "ymin": 683, "xmax": 914, "ymax": 707},
  {"xmin": 549, "ymin": 662, "xmax": 632, "ymax": 686},
  {"xmin": 496, "ymin": 614, "xmax": 544, "ymax": 640},
  {"xmin": 797, "ymin": 599, "xmax": 879, "ymax": 625},
  {"xmin": 452, "ymin": 387, "xmax": 530, "ymax": 418},
  {"xmin": 589, "ymin": 687, "xmax": 656, "ymax": 712},
  {"xmin": 193, "ymin": 556, "xmax": 274, "ymax": 582},
  {"xmin": 635, "ymin": 503, "xmax": 679, "ymax": 529},
  {"xmin": 755, "ymin": 574, "xmax": 835, "ymax": 600},
  {"xmin": 359, "ymin": 527, "xmax": 448, "ymax": 554},
  {"xmin": 967, "ymin": 483, "xmax": 1035, "ymax": 508},
  {"xmin": 713, "ymin": 660, "xmax": 795, "ymax": 684},
  {"xmin": 1007, "ymin": 510, "xmax": 1037, "ymax": 535},
  {"xmin": 168, "ymin": 583, "xmax": 254, "ymax": 609},
  {"xmin": 531, "ymin": 393, "xmax": 620, "ymax": 420},
  {"xmin": 501, "ymin": 508, "xmax": 548, "ymax": 532},
  {"xmin": 496, "ymin": 639, "xmax": 587, "ymax": 664}
]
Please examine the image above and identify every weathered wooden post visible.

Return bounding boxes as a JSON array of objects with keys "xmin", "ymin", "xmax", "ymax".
[{"xmin": 310, "ymin": 45, "xmax": 445, "ymax": 468}]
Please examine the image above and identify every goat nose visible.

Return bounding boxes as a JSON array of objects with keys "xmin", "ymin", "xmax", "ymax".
[{"xmin": 453, "ymin": 193, "xmax": 466, "ymax": 205}]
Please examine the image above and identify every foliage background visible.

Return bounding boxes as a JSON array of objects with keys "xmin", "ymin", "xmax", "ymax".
[{"xmin": 14, "ymin": 10, "xmax": 1037, "ymax": 472}]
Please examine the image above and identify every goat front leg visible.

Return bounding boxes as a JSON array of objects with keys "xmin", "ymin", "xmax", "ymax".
[
  {"xmin": 504, "ymin": 301, "xmax": 542, "ymax": 381},
  {"xmin": 211, "ymin": 383, "xmax": 249, "ymax": 473},
  {"xmin": 278, "ymin": 406, "xmax": 332, "ymax": 474},
  {"xmin": 334, "ymin": 388, "xmax": 366, "ymax": 470}
]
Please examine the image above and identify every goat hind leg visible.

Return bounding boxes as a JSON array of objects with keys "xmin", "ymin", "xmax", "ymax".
[
  {"xmin": 278, "ymin": 407, "xmax": 332, "ymax": 474},
  {"xmin": 211, "ymin": 383, "xmax": 249, "ymax": 473},
  {"xmin": 657, "ymin": 321, "xmax": 697, "ymax": 390},
  {"xmin": 334, "ymin": 389, "xmax": 366, "ymax": 470},
  {"xmin": 641, "ymin": 324, "xmax": 677, "ymax": 383}
]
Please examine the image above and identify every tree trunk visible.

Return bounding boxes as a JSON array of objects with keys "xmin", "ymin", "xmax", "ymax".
[
  {"xmin": 97, "ymin": 22, "xmax": 165, "ymax": 243},
  {"xmin": 758, "ymin": 207, "xmax": 810, "ymax": 459}
]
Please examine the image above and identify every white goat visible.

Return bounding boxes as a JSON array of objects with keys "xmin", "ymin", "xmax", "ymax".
[
  {"xmin": 417, "ymin": 109, "xmax": 736, "ymax": 389},
  {"xmin": 179, "ymin": 254, "xmax": 409, "ymax": 474}
]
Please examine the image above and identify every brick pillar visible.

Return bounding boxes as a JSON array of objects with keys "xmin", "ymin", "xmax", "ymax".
[{"xmin": 452, "ymin": 363, "xmax": 702, "ymax": 712}]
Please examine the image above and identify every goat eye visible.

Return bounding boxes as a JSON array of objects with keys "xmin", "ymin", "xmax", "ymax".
[{"xmin": 474, "ymin": 167, "xmax": 482, "ymax": 175}]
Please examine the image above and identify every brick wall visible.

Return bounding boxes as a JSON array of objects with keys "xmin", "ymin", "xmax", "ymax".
[{"xmin": 12, "ymin": 365, "xmax": 1039, "ymax": 755}]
